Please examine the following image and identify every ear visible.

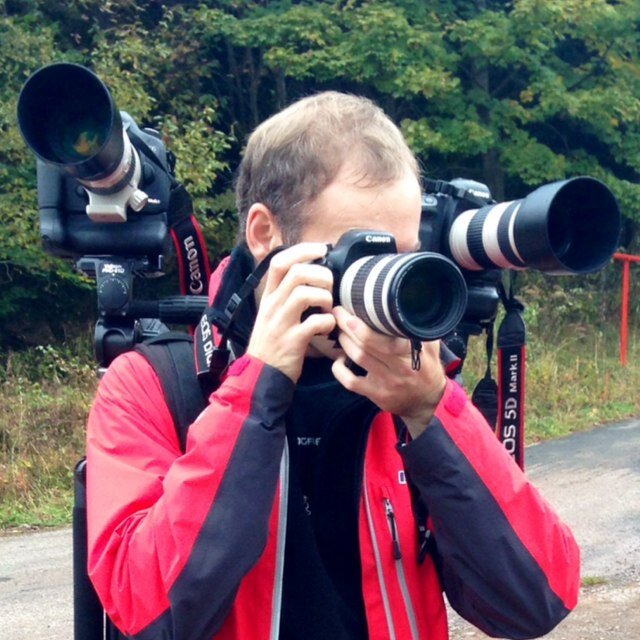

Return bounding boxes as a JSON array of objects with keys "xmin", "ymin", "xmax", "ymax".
[{"xmin": 245, "ymin": 203, "xmax": 285, "ymax": 262}]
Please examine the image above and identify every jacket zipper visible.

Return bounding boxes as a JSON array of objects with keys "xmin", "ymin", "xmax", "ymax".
[
  {"xmin": 363, "ymin": 472, "xmax": 397, "ymax": 640},
  {"xmin": 270, "ymin": 442, "xmax": 289, "ymax": 640},
  {"xmin": 383, "ymin": 497, "xmax": 420, "ymax": 640}
]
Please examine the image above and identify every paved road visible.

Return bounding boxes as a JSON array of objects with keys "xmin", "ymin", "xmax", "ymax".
[
  {"xmin": 1, "ymin": 419, "xmax": 639, "ymax": 639},
  {"xmin": 451, "ymin": 417, "xmax": 640, "ymax": 639},
  {"xmin": 0, "ymin": 527, "xmax": 72, "ymax": 638}
]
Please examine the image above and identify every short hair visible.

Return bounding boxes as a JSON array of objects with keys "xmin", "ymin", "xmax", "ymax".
[{"xmin": 235, "ymin": 91, "xmax": 420, "ymax": 244}]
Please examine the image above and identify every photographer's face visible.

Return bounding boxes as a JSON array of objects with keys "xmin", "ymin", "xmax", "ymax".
[
  {"xmin": 301, "ymin": 163, "xmax": 422, "ymax": 253},
  {"xmin": 300, "ymin": 163, "xmax": 422, "ymax": 359}
]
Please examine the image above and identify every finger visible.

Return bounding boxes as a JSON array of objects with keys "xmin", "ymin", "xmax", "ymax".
[
  {"xmin": 336, "ymin": 331, "xmax": 389, "ymax": 376},
  {"xmin": 275, "ymin": 286, "xmax": 334, "ymax": 326},
  {"xmin": 276, "ymin": 262, "xmax": 334, "ymax": 300},
  {"xmin": 333, "ymin": 306, "xmax": 411, "ymax": 358},
  {"xmin": 278, "ymin": 313, "xmax": 336, "ymax": 357},
  {"xmin": 263, "ymin": 243, "xmax": 328, "ymax": 295},
  {"xmin": 332, "ymin": 355, "xmax": 371, "ymax": 395},
  {"xmin": 298, "ymin": 312, "xmax": 336, "ymax": 340}
]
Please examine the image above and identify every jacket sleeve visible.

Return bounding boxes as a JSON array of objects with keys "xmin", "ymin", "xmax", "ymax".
[
  {"xmin": 398, "ymin": 379, "xmax": 580, "ymax": 640},
  {"xmin": 86, "ymin": 350, "xmax": 294, "ymax": 638}
]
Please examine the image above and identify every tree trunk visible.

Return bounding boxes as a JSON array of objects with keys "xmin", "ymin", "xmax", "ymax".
[{"xmin": 482, "ymin": 148, "xmax": 505, "ymax": 201}]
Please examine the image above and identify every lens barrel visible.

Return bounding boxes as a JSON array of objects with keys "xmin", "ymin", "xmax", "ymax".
[
  {"xmin": 338, "ymin": 252, "xmax": 467, "ymax": 341},
  {"xmin": 17, "ymin": 63, "xmax": 125, "ymax": 183},
  {"xmin": 448, "ymin": 177, "xmax": 621, "ymax": 275}
]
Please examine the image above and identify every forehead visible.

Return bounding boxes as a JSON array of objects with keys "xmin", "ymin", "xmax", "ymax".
[{"xmin": 302, "ymin": 167, "xmax": 422, "ymax": 251}]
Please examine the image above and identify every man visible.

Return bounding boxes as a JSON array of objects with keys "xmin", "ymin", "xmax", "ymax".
[{"xmin": 86, "ymin": 92, "xmax": 580, "ymax": 640}]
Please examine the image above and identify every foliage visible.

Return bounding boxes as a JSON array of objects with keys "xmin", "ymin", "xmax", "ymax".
[{"xmin": 1, "ymin": 0, "xmax": 639, "ymax": 342}]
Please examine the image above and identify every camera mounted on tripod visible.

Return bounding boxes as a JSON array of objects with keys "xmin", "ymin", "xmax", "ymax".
[{"xmin": 17, "ymin": 62, "xmax": 209, "ymax": 370}]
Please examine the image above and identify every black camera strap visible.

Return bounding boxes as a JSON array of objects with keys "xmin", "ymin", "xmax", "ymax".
[
  {"xmin": 168, "ymin": 184, "xmax": 211, "ymax": 300},
  {"xmin": 471, "ymin": 322, "xmax": 499, "ymax": 429},
  {"xmin": 194, "ymin": 247, "xmax": 285, "ymax": 391},
  {"xmin": 471, "ymin": 273, "xmax": 526, "ymax": 470},
  {"xmin": 496, "ymin": 274, "xmax": 526, "ymax": 469}
]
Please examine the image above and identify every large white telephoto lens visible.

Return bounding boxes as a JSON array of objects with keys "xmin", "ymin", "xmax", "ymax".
[
  {"xmin": 448, "ymin": 177, "xmax": 620, "ymax": 275},
  {"xmin": 18, "ymin": 63, "xmax": 126, "ymax": 184}
]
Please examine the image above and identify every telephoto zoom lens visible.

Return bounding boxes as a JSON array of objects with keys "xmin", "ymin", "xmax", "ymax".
[
  {"xmin": 448, "ymin": 177, "xmax": 621, "ymax": 275},
  {"xmin": 338, "ymin": 252, "xmax": 467, "ymax": 342}
]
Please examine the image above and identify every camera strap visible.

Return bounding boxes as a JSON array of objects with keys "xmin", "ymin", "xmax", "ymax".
[
  {"xmin": 471, "ymin": 323, "xmax": 499, "ymax": 429},
  {"xmin": 495, "ymin": 274, "xmax": 526, "ymax": 470},
  {"xmin": 470, "ymin": 272, "xmax": 526, "ymax": 470},
  {"xmin": 194, "ymin": 247, "xmax": 285, "ymax": 390},
  {"xmin": 127, "ymin": 128, "xmax": 211, "ymax": 303},
  {"xmin": 168, "ymin": 184, "xmax": 211, "ymax": 300}
]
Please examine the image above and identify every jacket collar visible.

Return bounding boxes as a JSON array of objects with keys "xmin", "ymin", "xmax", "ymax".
[{"xmin": 208, "ymin": 243, "xmax": 258, "ymax": 355}]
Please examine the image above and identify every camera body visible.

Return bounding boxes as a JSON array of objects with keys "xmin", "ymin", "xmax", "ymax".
[
  {"xmin": 18, "ymin": 63, "xmax": 208, "ymax": 367},
  {"xmin": 420, "ymin": 179, "xmax": 502, "ymax": 333},
  {"xmin": 35, "ymin": 113, "xmax": 173, "ymax": 272}
]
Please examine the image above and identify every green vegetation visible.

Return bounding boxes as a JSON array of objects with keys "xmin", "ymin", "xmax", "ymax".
[
  {"xmin": 581, "ymin": 575, "xmax": 609, "ymax": 587},
  {"xmin": 0, "ymin": 339, "xmax": 96, "ymax": 528},
  {"xmin": 1, "ymin": 1, "xmax": 640, "ymax": 527},
  {"xmin": 2, "ymin": 312, "xmax": 640, "ymax": 529}
]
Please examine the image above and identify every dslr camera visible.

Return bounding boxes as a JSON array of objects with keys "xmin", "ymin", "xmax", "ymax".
[
  {"xmin": 316, "ymin": 229, "xmax": 467, "ymax": 342},
  {"xmin": 17, "ymin": 63, "xmax": 207, "ymax": 368},
  {"xmin": 420, "ymin": 176, "xmax": 621, "ymax": 351}
]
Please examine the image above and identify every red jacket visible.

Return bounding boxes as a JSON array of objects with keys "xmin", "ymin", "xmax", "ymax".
[{"xmin": 86, "ymin": 255, "xmax": 580, "ymax": 640}]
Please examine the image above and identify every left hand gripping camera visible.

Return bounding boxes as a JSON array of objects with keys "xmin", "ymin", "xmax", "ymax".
[{"xmin": 17, "ymin": 63, "xmax": 208, "ymax": 369}]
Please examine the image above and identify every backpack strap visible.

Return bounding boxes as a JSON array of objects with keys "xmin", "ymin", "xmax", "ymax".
[{"xmin": 135, "ymin": 332, "xmax": 207, "ymax": 453}]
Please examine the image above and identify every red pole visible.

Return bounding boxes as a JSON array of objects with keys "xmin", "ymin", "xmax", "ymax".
[{"xmin": 621, "ymin": 259, "xmax": 630, "ymax": 366}]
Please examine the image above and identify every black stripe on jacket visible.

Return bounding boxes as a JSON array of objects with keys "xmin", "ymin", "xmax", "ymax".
[{"xmin": 398, "ymin": 417, "xmax": 571, "ymax": 640}]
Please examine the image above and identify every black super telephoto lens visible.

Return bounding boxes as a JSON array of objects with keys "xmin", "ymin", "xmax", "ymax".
[
  {"xmin": 17, "ymin": 63, "xmax": 124, "ymax": 182},
  {"xmin": 448, "ymin": 176, "xmax": 621, "ymax": 275},
  {"xmin": 338, "ymin": 252, "xmax": 468, "ymax": 341}
]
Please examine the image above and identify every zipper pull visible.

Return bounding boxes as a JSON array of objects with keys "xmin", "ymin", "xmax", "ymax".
[
  {"xmin": 418, "ymin": 526, "xmax": 433, "ymax": 564},
  {"xmin": 384, "ymin": 498, "xmax": 402, "ymax": 560}
]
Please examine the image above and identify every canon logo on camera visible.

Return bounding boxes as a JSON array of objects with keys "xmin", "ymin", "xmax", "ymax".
[
  {"xmin": 365, "ymin": 234, "xmax": 392, "ymax": 244},
  {"xmin": 466, "ymin": 187, "xmax": 491, "ymax": 199}
]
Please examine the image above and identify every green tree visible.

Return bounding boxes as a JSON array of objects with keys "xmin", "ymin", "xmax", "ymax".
[
  {"xmin": 193, "ymin": 0, "xmax": 640, "ymax": 209},
  {"xmin": 2, "ymin": 0, "xmax": 640, "ymax": 348}
]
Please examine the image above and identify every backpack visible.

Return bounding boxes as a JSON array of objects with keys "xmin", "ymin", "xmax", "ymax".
[
  {"xmin": 134, "ymin": 332, "xmax": 208, "ymax": 451},
  {"xmin": 74, "ymin": 333, "xmax": 207, "ymax": 640}
]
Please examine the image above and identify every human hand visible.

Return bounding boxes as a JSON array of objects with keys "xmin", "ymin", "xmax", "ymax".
[
  {"xmin": 331, "ymin": 306, "xmax": 446, "ymax": 438},
  {"xmin": 247, "ymin": 243, "xmax": 336, "ymax": 383}
]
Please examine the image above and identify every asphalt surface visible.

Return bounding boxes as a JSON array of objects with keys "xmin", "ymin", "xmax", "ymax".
[
  {"xmin": 1, "ymin": 418, "xmax": 639, "ymax": 639},
  {"xmin": 451, "ymin": 417, "xmax": 640, "ymax": 639}
]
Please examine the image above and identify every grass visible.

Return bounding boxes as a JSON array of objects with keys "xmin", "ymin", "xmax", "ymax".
[
  {"xmin": 581, "ymin": 575, "xmax": 609, "ymax": 588},
  {"xmin": 0, "ymin": 341, "xmax": 96, "ymax": 528},
  {"xmin": 1, "ymin": 322, "xmax": 640, "ymax": 529},
  {"xmin": 463, "ymin": 321, "xmax": 640, "ymax": 443}
]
